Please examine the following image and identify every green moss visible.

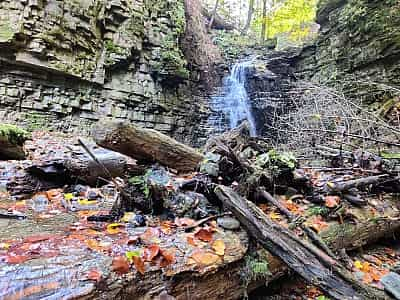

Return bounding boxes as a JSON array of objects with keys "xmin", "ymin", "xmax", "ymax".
[
  {"xmin": 24, "ymin": 113, "xmax": 49, "ymax": 132},
  {"xmin": 0, "ymin": 23, "xmax": 15, "ymax": 43},
  {"xmin": 0, "ymin": 124, "xmax": 30, "ymax": 145}
]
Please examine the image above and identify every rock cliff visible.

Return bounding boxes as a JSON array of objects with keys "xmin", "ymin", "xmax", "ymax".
[
  {"xmin": 0, "ymin": 0, "xmax": 208, "ymax": 143},
  {"xmin": 295, "ymin": 0, "xmax": 400, "ymax": 107}
]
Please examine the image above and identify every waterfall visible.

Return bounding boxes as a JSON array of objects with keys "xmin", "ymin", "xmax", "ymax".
[{"xmin": 209, "ymin": 60, "xmax": 257, "ymax": 136}]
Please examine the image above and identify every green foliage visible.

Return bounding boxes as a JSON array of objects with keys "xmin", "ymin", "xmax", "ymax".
[
  {"xmin": 0, "ymin": 124, "xmax": 30, "ymax": 145},
  {"xmin": 306, "ymin": 205, "xmax": 330, "ymax": 217},
  {"xmin": 253, "ymin": 0, "xmax": 318, "ymax": 43},
  {"xmin": 255, "ymin": 150, "xmax": 297, "ymax": 172},
  {"xmin": 243, "ymin": 254, "xmax": 271, "ymax": 283},
  {"xmin": 129, "ymin": 171, "xmax": 152, "ymax": 199}
]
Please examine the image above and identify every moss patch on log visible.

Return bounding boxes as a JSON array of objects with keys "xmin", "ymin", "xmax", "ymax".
[{"xmin": 0, "ymin": 124, "xmax": 30, "ymax": 146}]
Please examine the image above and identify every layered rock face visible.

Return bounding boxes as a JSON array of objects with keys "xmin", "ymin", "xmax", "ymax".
[
  {"xmin": 0, "ymin": 0, "xmax": 205, "ymax": 143},
  {"xmin": 295, "ymin": 0, "xmax": 400, "ymax": 106}
]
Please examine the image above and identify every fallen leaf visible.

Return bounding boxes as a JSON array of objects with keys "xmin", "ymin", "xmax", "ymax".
[
  {"xmin": 121, "ymin": 212, "xmax": 135, "ymax": 223},
  {"xmin": 285, "ymin": 200, "xmax": 301, "ymax": 214},
  {"xmin": 212, "ymin": 239, "xmax": 225, "ymax": 256},
  {"xmin": 87, "ymin": 269, "xmax": 102, "ymax": 282},
  {"xmin": 46, "ymin": 189, "xmax": 62, "ymax": 201},
  {"xmin": 112, "ymin": 256, "xmax": 130, "ymax": 275},
  {"xmin": 78, "ymin": 199, "xmax": 98, "ymax": 206},
  {"xmin": 269, "ymin": 212, "xmax": 282, "ymax": 220},
  {"xmin": 86, "ymin": 239, "xmax": 109, "ymax": 252},
  {"xmin": 194, "ymin": 228, "xmax": 213, "ymax": 242},
  {"xmin": 159, "ymin": 249, "xmax": 176, "ymax": 267},
  {"xmin": 125, "ymin": 250, "xmax": 141, "ymax": 262},
  {"xmin": 106, "ymin": 223, "xmax": 124, "ymax": 235},
  {"xmin": 187, "ymin": 235, "xmax": 197, "ymax": 246},
  {"xmin": 160, "ymin": 221, "xmax": 175, "ymax": 235},
  {"xmin": 354, "ymin": 260, "xmax": 363, "ymax": 270},
  {"xmin": 143, "ymin": 244, "xmax": 160, "ymax": 261},
  {"xmin": 6, "ymin": 254, "xmax": 31, "ymax": 264},
  {"xmin": 133, "ymin": 256, "xmax": 145, "ymax": 275},
  {"xmin": 0, "ymin": 242, "xmax": 11, "ymax": 250},
  {"xmin": 325, "ymin": 196, "xmax": 340, "ymax": 208},
  {"xmin": 175, "ymin": 217, "xmax": 195, "ymax": 227},
  {"xmin": 309, "ymin": 216, "xmax": 328, "ymax": 233},
  {"xmin": 140, "ymin": 227, "xmax": 160, "ymax": 244},
  {"xmin": 363, "ymin": 272, "xmax": 373, "ymax": 284},
  {"xmin": 23, "ymin": 234, "xmax": 57, "ymax": 244},
  {"xmin": 191, "ymin": 249, "xmax": 220, "ymax": 266}
]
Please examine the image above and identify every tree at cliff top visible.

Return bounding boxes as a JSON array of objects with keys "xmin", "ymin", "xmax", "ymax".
[{"xmin": 253, "ymin": 0, "xmax": 318, "ymax": 44}]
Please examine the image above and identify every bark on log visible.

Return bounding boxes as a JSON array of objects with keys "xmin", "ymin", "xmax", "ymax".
[
  {"xmin": 92, "ymin": 121, "xmax": 204, "ymax": 173},
  {"xmin": 6, "ymin": 146, "xmax": 129, "ymax": 197},
  {"xmin": 215, "ymin": 185, "xmax": 387, "ymax": 300}
]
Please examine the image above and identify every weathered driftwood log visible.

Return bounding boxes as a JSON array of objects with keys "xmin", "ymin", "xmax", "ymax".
[
  {"xmin": 92, "ymin": 121, "xmax": 204, "ymax": 173},
  {"xmin": 0, "ymin": 124, "xmax": 29, "ymax": 160},
  {"xmin": 215, "ymin": 185, "xmax": 387, "ymax": 300},
  {"xmin": 7, "ymin": 147, "xmax": 129, "ymax": 197}
]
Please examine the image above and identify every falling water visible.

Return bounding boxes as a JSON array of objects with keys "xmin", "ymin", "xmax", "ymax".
[{"xmin": 209, "ymin": 60, "xmax": 257, "ymax": 136}]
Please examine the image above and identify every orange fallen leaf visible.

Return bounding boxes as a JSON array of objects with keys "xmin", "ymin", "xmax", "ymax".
[
  {"xmin": 194, "ymin": 228, "xmax": 213, "ymax": 242},
  {"xmin": 175, "ymin": 217, "xmax": 195, "ymax": 227},
  {"xmin": 143, "ymin": 244, "xmax": 160, "ymax": 261},
  {"xmin": 187, "ymin": 235, "xmax": 197, "ymax": 246},
  {"xmin": 191, "ymin": 249, "xmax": 220, "ymax": 266},
  {"xmin": 132, "ymin": 256, "xmax": 145, "ymax": 275},
  {"xmin": 46, "ymin": 189, "xmax": 62, "ymax": 201},
  {"xmin": 86, "ymin": 239, "xmax": 109, "ymax": 252},
  {"xmin": 325, "ymin": 196, "xmax": 340, "ymax": 208},
  {"xmin": 112, "ymin": 256, "xmax": 130, "ymax": 275},
  {"xmin": 87, "ymin": 269, "xmax": 102, "ymax": 282},
  {"xmin": 159, "ymin": 249, "xmax": 176, "ymax": 267},
  {"xmin": 212, "ymin": 239, "xmax": 225, "ymax": 256},
  {"xmin": 5, "ymin": 254, "xmax": 31, "ymax": 264},
  {"xmin": 363, "ymin": 272, "xmax": 373, "ymax": 284},
  {"xmin": 309, "ymin": 216, "xmax": 328, "ymax": 233},
  {"xmin": 23, "ymin": 234, "xmax": 57, "ymax": 244},
  {"xmin": 140, "ymin": 227, "xmax": 160, "ymax": 244},
  {"xmin": 160, "ymin": 221, "xmax": 175, "ymax": 235},
  {"xmin": 285, "ymin": 200, "xmax": 300, "ymax": 214}
]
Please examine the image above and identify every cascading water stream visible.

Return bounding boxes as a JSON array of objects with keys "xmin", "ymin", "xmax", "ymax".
[{"xmin": 209, "ymin": 60, "xmax": 257, "ymax": 136}]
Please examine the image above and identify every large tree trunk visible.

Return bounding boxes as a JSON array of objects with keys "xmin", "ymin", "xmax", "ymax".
[
  {"xmin": 215, "ymin": 186, "xmax": 387, "ymax": 300},
  {"xmin": 92, "ymin": 121, "xmax": 204, "ymax": 173}
]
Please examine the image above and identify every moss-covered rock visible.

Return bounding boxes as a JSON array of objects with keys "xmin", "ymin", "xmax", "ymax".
[{"xmin": 0, "ymin": 124, "xmax": 30, "ymax": 160}]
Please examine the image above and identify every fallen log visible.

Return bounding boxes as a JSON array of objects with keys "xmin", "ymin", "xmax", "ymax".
[
  {"xmin": 6, "ymin": 146, "xmax": 130, "ymax": 197},
  {"xmin": 92, "ymin": 121, "xmax": 204, "ymax": 173},
  {"xmin": 215, "ymin": 185, "xmax": 387, "ymax": 300},
  {"xmin": 0, "ymin": 124, "xmax": 29, "ymax": 160}
]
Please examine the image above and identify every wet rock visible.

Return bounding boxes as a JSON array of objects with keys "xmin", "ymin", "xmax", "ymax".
[
  {"xmin": 199, "ymin": 153, "xmax": 221, "ymax": 177},
  {"xmin": 381, "ymin": 272, "xmax": 400, "ymax": 299},
  {"xmin": 217, "ymin": 216, "xmax": 241, "ymax": 230}
]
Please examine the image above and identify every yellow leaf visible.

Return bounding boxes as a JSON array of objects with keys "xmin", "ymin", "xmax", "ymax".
[
  {"xmin": 77, "ymin": 199, "xmax": 97, "ymax": 206},
  {"xmin": 121, "ymin": 212, "xmax": 135, "ymax": 223},
  {"xmin": 0, "ymin": 242, "xmax": 10, "ymax": 250},
  {"xmin": 64, "ymin": 193, "xmax": 74, "ymax": 201},
  {"xmin": 327, "ymin": 182, "xmax": 335, "ymax": 189},
  {"xmin": 269, "ymin": 212, "xmax": 281, "ymax": 220},
  {"xmin": 354, "ymin": 260, "xmax": 363, "ymax": 270},
  {"xmin": 106, "ymin": 223, "xmax": 124, "ymax": 235},
  {"xmin": 212, "ymin": 239, "xmax": 225, "ymax": 256}
]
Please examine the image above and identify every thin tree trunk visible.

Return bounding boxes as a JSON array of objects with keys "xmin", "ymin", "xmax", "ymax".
[
  {"xmin": 208, "ymin": 0, "xmax": 220, "ymax": 31},
  {"xmin": 260, "ymin": 0, "xmax": 267, "ymax": 42},
  {"xmin": 242, "ymin": 0, "xmax": 255, "ymax": 35}
]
